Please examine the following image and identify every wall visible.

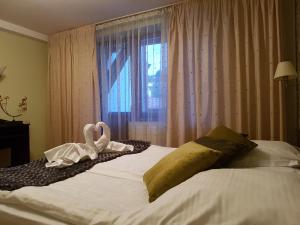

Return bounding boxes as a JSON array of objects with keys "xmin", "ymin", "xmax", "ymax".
[{"xmin": 0, "ymin": 29, "xmax": 48, "ymax": 160}]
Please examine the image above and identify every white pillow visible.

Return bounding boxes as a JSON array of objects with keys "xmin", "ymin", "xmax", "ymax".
[{"xmin": 228, "ymin": 140, "xmax": 300, "ymax": 168}]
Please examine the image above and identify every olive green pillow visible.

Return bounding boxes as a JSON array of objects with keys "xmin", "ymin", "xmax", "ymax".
[
  {"xmin": 195, "ymin": 136, "xmax": 247, "ymax": 167},
  {"xmin": 207, "ymin": 126, "xmax": 257, "ymax": 151},
  {"xmin": 143, "ymin": 141, "xmax": 222, "ymax": 202}
]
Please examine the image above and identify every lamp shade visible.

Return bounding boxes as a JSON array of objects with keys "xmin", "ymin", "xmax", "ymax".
[{"xmin": 274, "ymin": 61, "xmax": 297, "ymax": 80}]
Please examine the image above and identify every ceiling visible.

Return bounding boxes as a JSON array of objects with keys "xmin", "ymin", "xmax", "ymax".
[{"xmin": 0, "ymin": 0, "xmax": 179, "ymax": 35}]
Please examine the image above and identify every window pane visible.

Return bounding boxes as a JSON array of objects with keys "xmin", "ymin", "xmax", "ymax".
[
  {"xmin": 108, "ymin": 58, "xmax": 131, "ymax": 112},
  {"xmin": 146, "ymin": 43, "xmax": 161, "ymax": 110}
]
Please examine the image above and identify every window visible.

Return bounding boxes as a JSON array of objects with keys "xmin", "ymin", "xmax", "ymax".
[
  {"xmin": 97, "ymin": 18, "xmax": 167, "ymax": 140},
  {"xmin": 99, "ymin": 24, "xmax": 165, "ymax": 119},
  {"xmin": 106, "ymin": 41, "xmax": 163, "ymax": 114}
]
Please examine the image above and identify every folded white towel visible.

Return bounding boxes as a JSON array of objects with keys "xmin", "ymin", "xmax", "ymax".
[
  {"xmin": 83, "ymin": 123, "xmax": 99, "ymax": 159},
  {"xmin": 44, "ymin": 122, "xmax": 134, "ymax": 168},
  {"xmin": 44, "ymin": 143, "xmax": 85, "ymax": 168},
  {"xmin": 45, "ymin": 124, "xmax": 99, "ymax": 168},
  {"xmin": 105, "ymin": 141, "xmax": 134, "ymax": 152},
  {"xmin": 95, "ymin": 122, "xmax": 111, "ymax": 152}
]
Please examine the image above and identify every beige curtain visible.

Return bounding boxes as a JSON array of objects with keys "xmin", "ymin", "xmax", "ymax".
[
  {"xmin": 167, "ymin": 0, "xmax": 286, "ymax": 147},
  {"xmin": 48, "ymin": 25, "xmax": 100, "ymax": 147}
]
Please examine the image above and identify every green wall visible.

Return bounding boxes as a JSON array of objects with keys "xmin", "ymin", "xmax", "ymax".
[{"xmin": 0, "ymin": 29, "xmax": 48, "ymax": 160}]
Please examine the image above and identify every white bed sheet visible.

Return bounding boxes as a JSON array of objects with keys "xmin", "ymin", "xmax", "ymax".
[
  {"xmin": 0, "ymin": 142, "xmax": 300, "ymax": 225},
  {"xmin": 110, "ymin": 166, "xmax": 300, "ymax": 225},
  {"xmin": 0, "ymin": 145, "xmax": 173, "ymax": 225}
]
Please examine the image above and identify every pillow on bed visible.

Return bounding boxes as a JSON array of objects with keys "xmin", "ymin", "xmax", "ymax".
[
  {"xmin": 207, "ymin": 125, "xmax": 257, "ymax": 151},
  {"xmin": 228, "ymin": 140, "xmax": 300, "ymax": 168},
  {"xmin": 194, "ymin": 136, "xmax": 247, "ymax": 167},
  {"xmin": 143, "ymin": 141, "xmax": 221, "ymax": 202}
]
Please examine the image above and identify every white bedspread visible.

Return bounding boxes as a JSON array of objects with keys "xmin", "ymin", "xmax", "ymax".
[
  {"xmin": 111, "ymin": 167, "xmax": 300, "ymax": 225},
  {"xmin": 0, "ymin": 143, "xmax": 300, "ymax": 225}
]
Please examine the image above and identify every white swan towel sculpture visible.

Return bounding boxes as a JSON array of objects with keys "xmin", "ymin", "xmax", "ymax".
[{"xmin": 44, "ymin": 122, "xmax": 134, "ymax": 168}]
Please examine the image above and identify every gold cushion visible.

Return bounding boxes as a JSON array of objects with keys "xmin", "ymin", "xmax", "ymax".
[
  {"xmin": 207, "ymin": 126, "xmax": 257, "ymax": 151},
  {"xmin": 143, "ymin": 141, "xmax": 221, "ymax": 202}
]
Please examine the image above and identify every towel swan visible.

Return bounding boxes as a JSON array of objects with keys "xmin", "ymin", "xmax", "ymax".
[
  {"xmin": 44, "ymin": 122, "xmax": 133, "ymax": 168},
  {"xmin": 44, "ymin": 123, "xmax": 100, "ymax": 168},
  {"xmin": 83, "ymin": 123, "xmax": 100, "ymax": 159},
  {"xmin": 94, "ymin": 122, "xmax": 111, "ymax": 151},
  {"xmin": 94, "ymin": 122, "xmax": 134, "ymax": 152}
]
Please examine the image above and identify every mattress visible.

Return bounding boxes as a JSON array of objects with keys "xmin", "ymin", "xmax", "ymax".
[{"xmin": 0, "ymin": 142, "xmax": 299, "ymax": 225}]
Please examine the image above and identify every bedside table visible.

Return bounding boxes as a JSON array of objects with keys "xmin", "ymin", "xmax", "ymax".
[{"xmin": 0, "ymin": 120, "xmax": 30, "ymax": 167}]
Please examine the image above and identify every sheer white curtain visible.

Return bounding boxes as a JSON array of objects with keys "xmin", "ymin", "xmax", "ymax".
[{"xmin": 96, "ymin": 11, "xmax": 168, "ymax": 145}]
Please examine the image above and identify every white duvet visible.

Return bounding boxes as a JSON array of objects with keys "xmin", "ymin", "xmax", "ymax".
[{"xmin": 0, "ymin": 142, "xmax": 300, "ymax": 225}]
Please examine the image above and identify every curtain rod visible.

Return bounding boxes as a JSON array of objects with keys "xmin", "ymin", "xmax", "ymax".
[{"xmin": 95, "ymin": 1, "xmax": 182, "ymax": 26}]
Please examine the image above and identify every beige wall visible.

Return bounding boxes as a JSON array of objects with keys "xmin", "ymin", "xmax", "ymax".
[{"xmin": 0, "ymin": 29, "xmax": 48, "ymax": 160}]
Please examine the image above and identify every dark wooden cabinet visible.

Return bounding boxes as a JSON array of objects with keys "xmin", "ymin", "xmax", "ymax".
[{"xmin": 0, "ymin": 119, "xmax": 30, "ymax": 167}]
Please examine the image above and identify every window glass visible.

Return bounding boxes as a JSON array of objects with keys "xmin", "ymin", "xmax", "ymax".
[{"xmin": 108, "ymin": 57, "xmax": 131, "ymax": 112}]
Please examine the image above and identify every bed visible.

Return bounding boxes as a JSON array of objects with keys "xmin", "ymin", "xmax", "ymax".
[{"xmin": 0, "ymin": 140, "xmax": 300, "ymax": 225}]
